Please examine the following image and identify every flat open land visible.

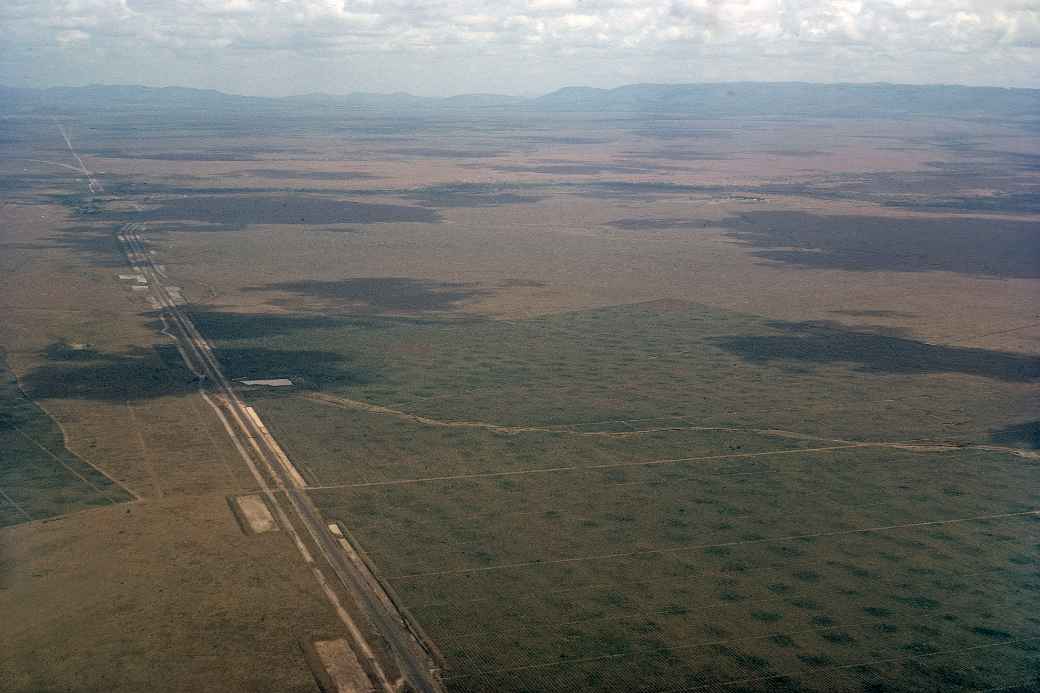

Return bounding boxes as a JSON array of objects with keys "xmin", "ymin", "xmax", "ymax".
[
  {"xmin": 1, "ymin": 92, "xmax": 1038, "ymax": 691},
  {"xmin": 0, "ymin": 353, "xmax": 133, "ymax": 526},
  {"xmin": 224, "ymin": 302, "xmax": 1040, "ymax": 692}
]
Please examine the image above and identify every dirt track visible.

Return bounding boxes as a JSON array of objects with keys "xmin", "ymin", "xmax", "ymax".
[{"xmin": 302, "ymin": 391, "xmax": 1039, "ymax": 460}]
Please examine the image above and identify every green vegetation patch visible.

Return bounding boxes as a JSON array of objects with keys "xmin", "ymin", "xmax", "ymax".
[
  {"xmin": 305, "ymin": 413, "xmax": 1039, "ymax": 691},
  {"xmin": 197, "ymin": 300, "xmax": 1036, "ymax": 445},
  {"xmin": 0, "ymin": 353, "xmax": 132, "ymax": 527},
  {"xmin": 192, "ymin": 300, "xmax": 1039, "ymax": 691}
]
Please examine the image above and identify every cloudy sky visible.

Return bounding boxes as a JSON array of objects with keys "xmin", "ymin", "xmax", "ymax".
[{"xmin": 2, "ymin": 0, "xmax": 1038, "ymax": 96}]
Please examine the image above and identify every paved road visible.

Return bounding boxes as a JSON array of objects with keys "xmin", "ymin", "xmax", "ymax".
[{"xmin": 60, "ymin": 125, "xmax": 442, "ymax": 693}]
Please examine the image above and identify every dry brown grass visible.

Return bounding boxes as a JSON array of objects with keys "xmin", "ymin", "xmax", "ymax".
[{"xmin": 0, "ymin": 191, "xmax": 378, "ymax": 691}]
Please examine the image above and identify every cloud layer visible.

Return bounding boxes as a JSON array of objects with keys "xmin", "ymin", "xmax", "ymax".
[{"xmin": 2, "ymin": 1, "xmax": 1038, "ymax": 95}]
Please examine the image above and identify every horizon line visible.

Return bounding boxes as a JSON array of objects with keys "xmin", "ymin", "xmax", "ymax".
[{"xmin": 3, "ymin": 78, "xmax": 1039, "ymax": 102}]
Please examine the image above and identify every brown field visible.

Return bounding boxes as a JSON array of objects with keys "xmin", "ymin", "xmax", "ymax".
[{"xmin": 0, "ymin": 192, "xmax": 387, "ymax": 691}]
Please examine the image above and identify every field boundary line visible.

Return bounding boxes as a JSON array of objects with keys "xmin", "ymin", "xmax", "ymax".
[
  {"xmin": 972, "ymin": 680, "xmax": 1040, "ymax": 693},
  {"xmin": 308, "ymin": 440, "xmax": 1036, "ymax": 491},
  {"xmin": 308, "ymin": 392, "xmax": 822, "ymax": 439},
  {"xmin": 18, "ymin": 157, "xmax": 94, "ymax": 173},
  {"xmin": 305, "ymin": 391, "xmax": 617, "ymax": 436},
  {"xmin": 306, "ymin": 444, "xmax": 870, "ymax": 490},
  {"xmin": 355, "ymin": 495, "xmax": 946, "ymax": 558},
  {"xmin": 324, "ymin": 446, "xmax": 1027, "ymax": 536},
  {"xmin": 0, "ymin": 487, "xmax": 33, "ymax": 522},
  {"xmin": 12, "ymin": 427, "xmax": 130, "ymax": 505},
  {"xmin": 449, "ymin": 617, "xmax": 877, "ymax": 677},
  {"xmin": 365, "ymin": 499, "xmax": 1028, "ymax": 572},
  {"xmin": 940, "ymin": 319, "xmax": 1040, "ymax": 345},
  {"xmin": 440, "ymin": 569, "xmax": 1025, "ymax": 647},
  {"xmin": 125, "ymin": 401, "xmax": 164, "ymax": 498},
  {"xmin": 453, "ymin": 618, "xmax": 883, "ymax": 678},
  {"xmin": 441, "ymin": 593, "xmax": 826, "ymax": 647},
  {"xmin": 0, "ymin": 496, "xmax": 148, "ymax": 529},
  {"xmin": 450, "ymin": 622, "xmax": 1039, "ymax": 683},
  {"xmin": 341, "ymin": 465, "xmax": 1036, "ymax": 558},
  {"xmin": 391, "ymin": 508, "xmax": 1039, "ymax": 579},
  {"xmin": 662, "ymin": 637, "xmax": 1040, "ymax": 693},
  {"xmin": 0, "ymin": 306, "xmax": 108, "ymax": 314},
  {"xmin": 10, "ymin": 374, "xmax": 143, "ymax": 500},
  {"xmin": 185, "ymin": 391, "xmax": 251, "ymax": 491},
  {"xmin": 300, "ymin": 392, "xmax": 1038, "ymax": 460},
  {"xmin": 406, "ymin": 561, "xmax": 1030, "ymax": 614}
]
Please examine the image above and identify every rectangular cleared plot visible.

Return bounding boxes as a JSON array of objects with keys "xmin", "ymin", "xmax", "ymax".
[{"xmin": 233, "ymin": 494, "xmax": 278, "ymax": 533}]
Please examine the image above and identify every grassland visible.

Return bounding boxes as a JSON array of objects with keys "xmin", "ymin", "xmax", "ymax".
[
  {"xmin": 3, "ymin": 103, "xmax": 1038, "ymax": 691},
  {"xmin": 198, "ymin": 301, "xmax": 1037, "ymax": 448},
  {"xmin": 193, "ymin": 300, "xmax": 1040, "ymax": 692}
]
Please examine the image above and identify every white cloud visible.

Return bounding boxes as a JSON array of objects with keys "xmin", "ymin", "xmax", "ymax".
[
  {"xmin": 1, "ymin": 0, "xmax": 1037, "ymax": 94},
  {"xmin": 55, "ymin": 28, "xmax": 90, "ymax": 45}
]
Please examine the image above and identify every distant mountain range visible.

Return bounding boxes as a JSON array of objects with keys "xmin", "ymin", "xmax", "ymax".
[{"xmin": 2, "ymin": 81, "xmax": 1037, "ymax": 118}]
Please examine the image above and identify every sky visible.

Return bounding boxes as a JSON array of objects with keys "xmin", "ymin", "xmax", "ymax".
[{"xmin": 2, "ymin": 0, "xmax": 1038, "ymax": 97}]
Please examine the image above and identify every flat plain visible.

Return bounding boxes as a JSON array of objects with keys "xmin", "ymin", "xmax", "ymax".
[{"xmin": 1, "ymin": 91, "xmax": 1038, "ymax": 691}]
